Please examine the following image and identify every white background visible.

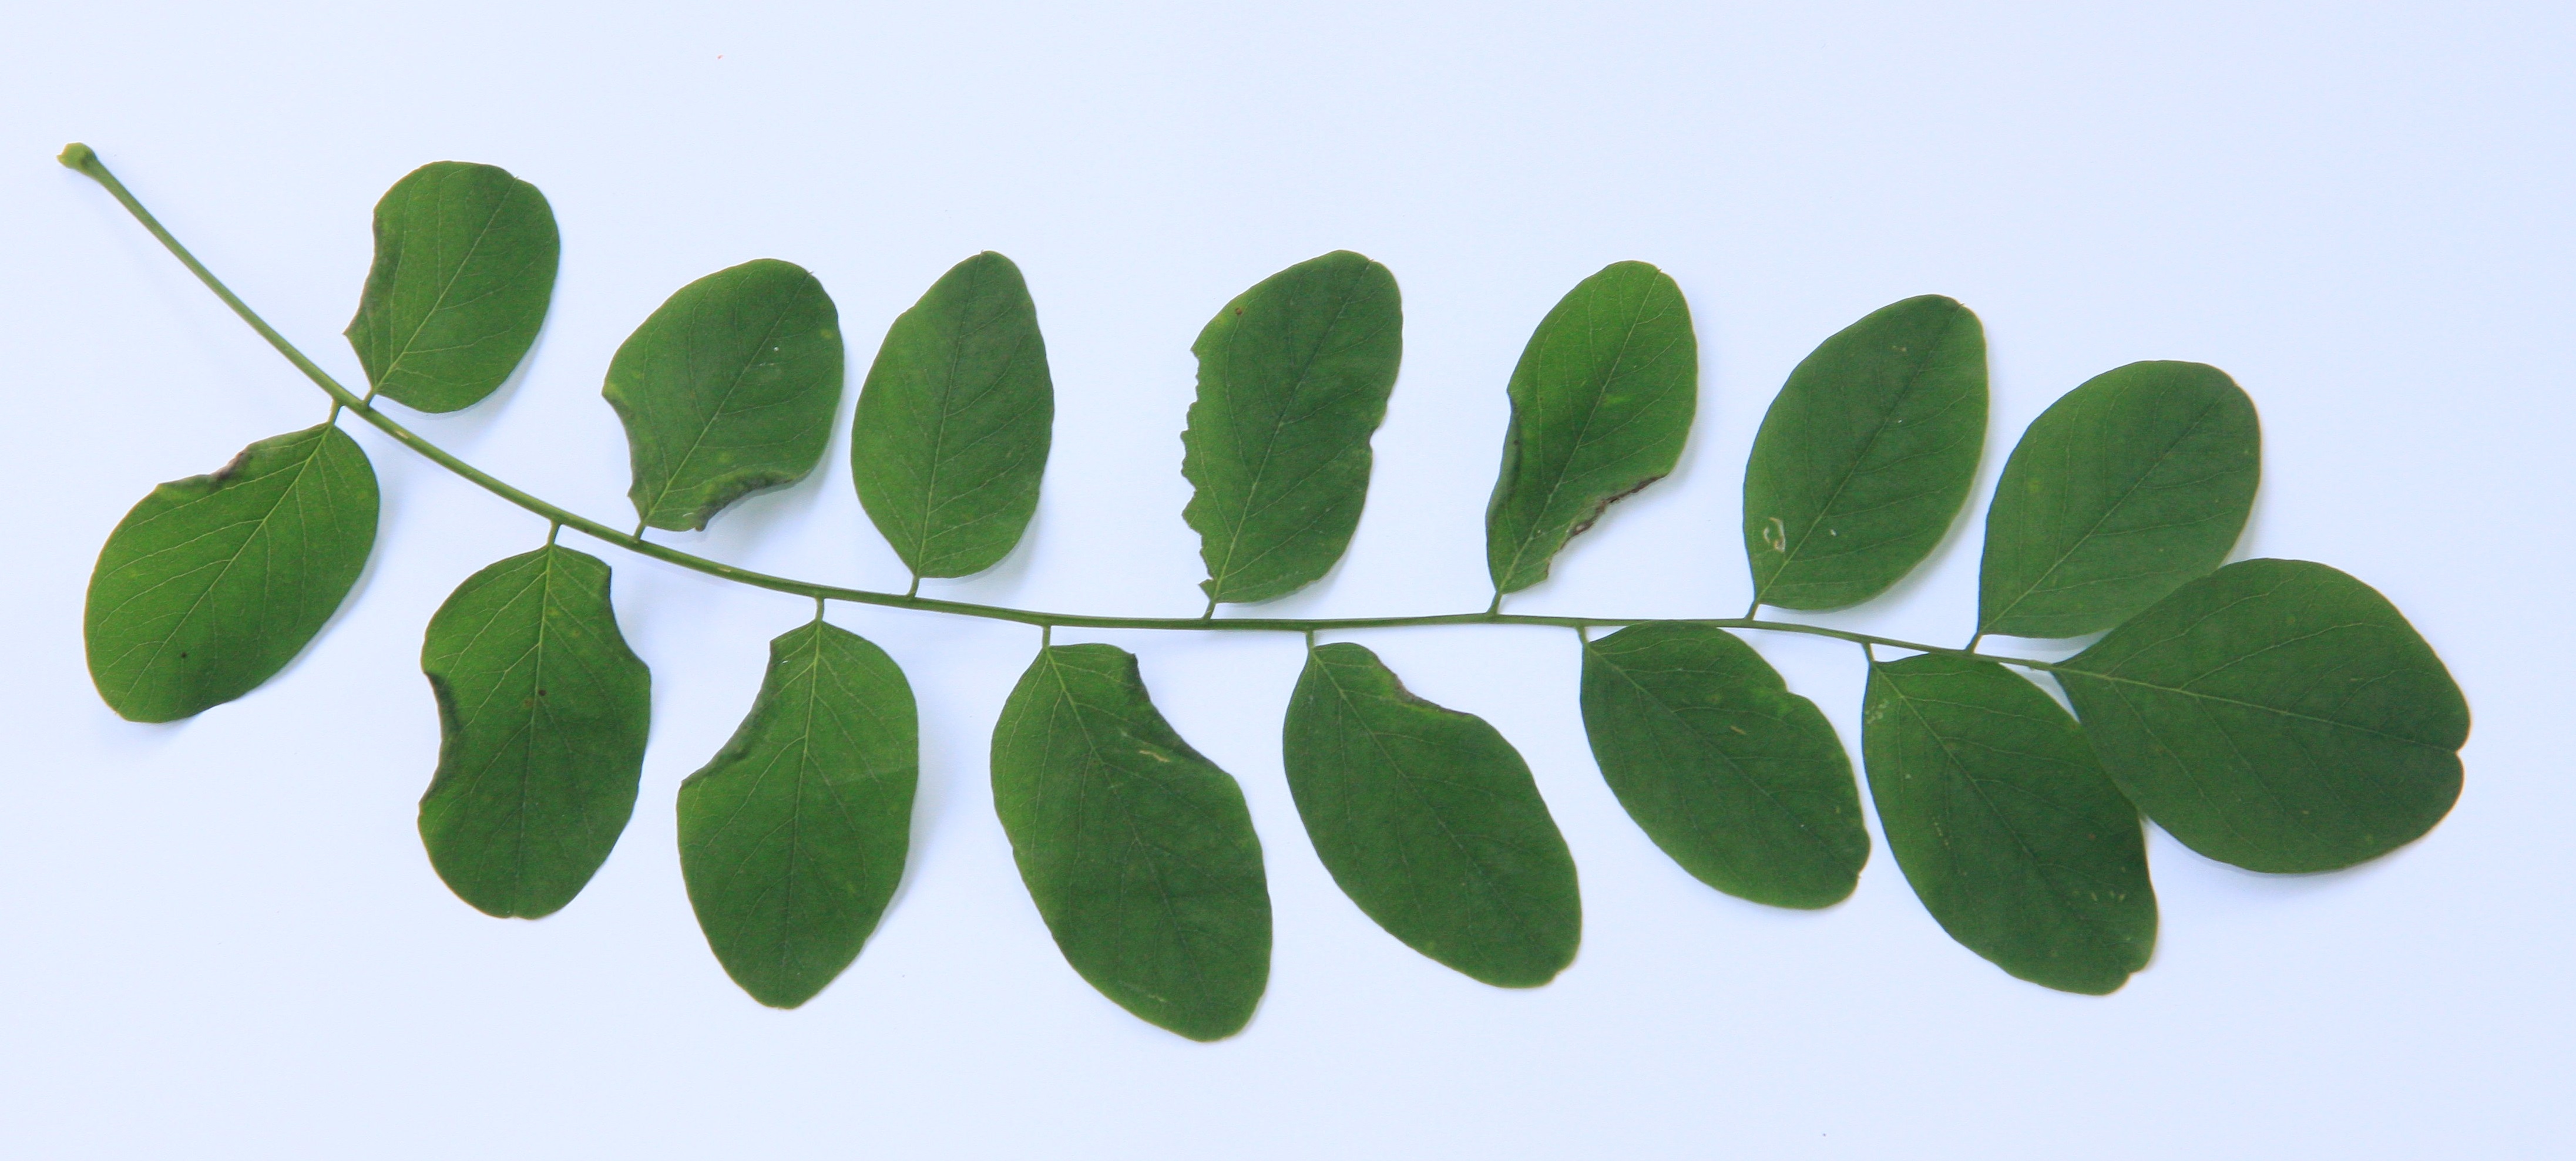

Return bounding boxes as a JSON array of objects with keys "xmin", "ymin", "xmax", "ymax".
[{"xmin": 2, "ymin": 2, "xmax": 2568, "ymax": 1156}]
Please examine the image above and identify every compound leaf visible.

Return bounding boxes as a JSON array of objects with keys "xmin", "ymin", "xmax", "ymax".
[
  {"xmin": 1580, "ymin": 623, "xmax": 1866, "ymax": 909},
  {"xmin": 990, "ymin": 644, "xmax": 1270, "ymax": 1040},
  {"xmin": 85, "ymin": 423, "xmax": 378, "ymax": 722},
  {"xmin": 1181, "ymin": 251, "xmax": 1402, "ymax": 605},
  {"xmin": 1745, "ymin": 295, "xmax": 1986, "ymax": 611},
  {"xmin": 418, "ymin": 544, "xmax": 651, "ymax": 918},
  {"xmin": 2056, "ymin": 559, "xmax": 2467, "ymax": 873},
  {"xmin": 1862, "ymin": 653, "xmax": 2154, "ymax": 994},
  {"xmin": 606, "ymin": 259, "xmax": 844, "ymax": 531},
  {"xmin": 680, "ymin": 621, "xmax": 918, "ymax": 1008},
  {"xmin": 852, "ymin": 251, "xmax": 1054, "ymax": 580},
  {"xmin": 1979, "ymin": 361, "xmax": 2259, "ymax": 639},
  {"xmin": 344, "ymin": 161, "xmax": 560, "ymax": 413},
  {"xmin": 1486, "ymin": 261, "xmax": 1697, "ymax": 595},
  {"xmin": 1283, "ymin": 642, "xmax": 1580, "ymax": 987}
]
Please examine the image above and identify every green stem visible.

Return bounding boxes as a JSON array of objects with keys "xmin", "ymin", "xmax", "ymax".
[{"xmin": 61, "ymin": 143, "xmax": 2056, "ymax": 674}]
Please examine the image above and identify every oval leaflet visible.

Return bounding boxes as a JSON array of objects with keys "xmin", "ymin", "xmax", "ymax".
[
  {"xmin": 1284, "ymin": 642, "xmax": 1580, "ymax": 987},
  {"xmin": 2056, "ymin": 558, "xmax": 2467, "ymax": 873},
  {"xmin": 85, "ymin": 422, "xmax": 379, "ymax": 723},
  {"xmin": 680, "ymin": 620, "xmax": 918, "ymax": 1008},
  {"xmin": 418, "ymin": 544, "xmax": 652, "ymax": 920},
  {"xmin": 1580, "ymin": 624, "xmax": 1866, "ymax": 909},
  {"xmin": 1744, "ymin": 295, "xmax": 1986, "ymax": 611},
  {"xmin": 1486, "ymin": 261, "xmax": 1698, "ymax": 597},
  {"xmin": 852, "ymin": 251, "xmax": 1054, "ymax": 581},
  {"xmin": 1862, "ymin": 653, "xmax": 2155, "ymax": 995},
  {"xmin": 1181, "ymin": 250, "xmax": 1403, "ymax": 605},
  {"xmin": 1977, "ymin": 361, "xmax": 2259, "ymax": 640},
  {"xmin": 344, "ymin": 160, "xmax": 560, "ymax": 413},
  {"xmin": 606, "ymin": 258, "xmax": 845, "ymax": 531},
  {"xmin": 990, "ymin": 644, "xmax": 1272, "ymax": 1040}
]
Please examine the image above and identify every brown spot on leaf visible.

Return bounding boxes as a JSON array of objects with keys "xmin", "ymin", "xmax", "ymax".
[{"xmin": 1566, "ymin": 473, "xmax": 1665, "ymax": 540}]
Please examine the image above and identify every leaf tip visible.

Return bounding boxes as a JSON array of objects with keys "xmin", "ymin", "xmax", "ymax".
[
  {"xmin": 745, "ymin": 981, "xmax": 824, "ymax": 1010},
  {"xmin": 99, "ymin": 691, "xmax": 189, "ymax": 725},
  {"xmin": 2032, "ymin": 965, "xmax": 2140, "ymax": 997},
  {"xmin": 1468, "ymin": 953, "xmax": 1577, "ymax": 990},
  {"xmin": 58, "ymin": 142, "xmax": 99, "ymax": 173}
]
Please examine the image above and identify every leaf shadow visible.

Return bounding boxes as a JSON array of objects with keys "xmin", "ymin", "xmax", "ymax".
[
  {"xmin": 2229, "ymin": 465, "xmax": 2275, "ymax": 564},
  {"xmin": 89, "ymin": 708, "xmax": 193, "ymax": 754},
  {"xmin": 683, "ymin": 470, "xmax": 838, "ymax": 567}
]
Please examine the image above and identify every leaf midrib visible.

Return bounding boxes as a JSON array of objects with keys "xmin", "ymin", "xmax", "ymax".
[
  {"xmin": 1980, "ymin": 390, "xmax": 2231, "ymax": 634},
  {"xmin": 1311, "ymin": 650, "xmax": 1553, "ymax": 954},
  {"xmin": 639, "ymin": 276, "xmax": 812, "ymax": 526},
  {"xmin": 1877, "ymin": 665, "xmax": 2135, "ymax": 960},
  {"xmin": 2058, "ymin": 664, "xmax": 2446, "ymax": 747},
  {"xmin": 907, "ymin": 263, "xmax": 988, "ymax": 573},
  {"xmin": 122, "ymin": 429, "xmax": 334, "ymax": 696},
  {"xmin": 1039, "ymin": 649, "xmax": 1214, "ymax": 1017},
  {"xmin": 1207, "ymin": 268, "xmax": 1374, "ymax": 599},
  {"xmin": 689, "ymin": 627, "xmax": 890, "ymax": 993},
  {"xmin": 1494, "ymin": 283, "xmax": 1672, "ymax": 590},
  {"xmin": 508, "ymin": 547, "xmax": 562, "ymax": 916},
  {"xmin": 1756, "ymin": 310, "xmax": 1960, "ymax": 607},
  {"xmin": 377, "ymin": 175, "xmax": 519, "ymax": 392},
  {"xmin": 1587, "ymin": 643, "xmax": 1845, "ymax": 866}
]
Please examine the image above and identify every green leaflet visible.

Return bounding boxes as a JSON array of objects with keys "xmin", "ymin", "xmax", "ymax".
[
  {"xmin": 990, "ymin": 644, "xmax": 1271, "ymax": 1040},
  {"xmin": 85, "ymin": 423, "xmax": 378, "ymax": 722},
  {"xmin": 679, "ymin": 621, "xmax": 917, "ymax": 1008},
  {"xmin": 1744, "ymin": 295, "xmax": 1987, "ymax": 611},
  {"xmin": 1978, "ymin": 362, "xmax": 2260, "ymax": 639},
  {"xmin": 1862, "ymin": 653, "xmax": 2155, "ymax": 994},
  {"xmin": 343, "ymin": 161, "xmax": 560, "ymax": 413},
  {"xmin": 1181, "ymin": 251, "xmax": 1402, "ymax": 604},
  {"xmin": 1283, "ymin": 642, "xmax": 1580, "ymax": 987},
  {"xmin": 852, "ymin": 252, "xmax": 1054, "ymax": 580},
  {"xmin": 605, "ymin": 259, "xmax": 845, "ymax": 531},
  {"xmin": 1579, "ymin": 624, "xmax": 1866, "ymax": 909},
  {"xmin": 1486, "ymin": 262, "xmax": 1697, "ymax": 596},
  {"xmin": 418, "ymin": 544, "xmax": 651, "ymax": 918},
  {"xmin": 2057, "ymin": 559, "xmax": 2467, "ymax": 873}
]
